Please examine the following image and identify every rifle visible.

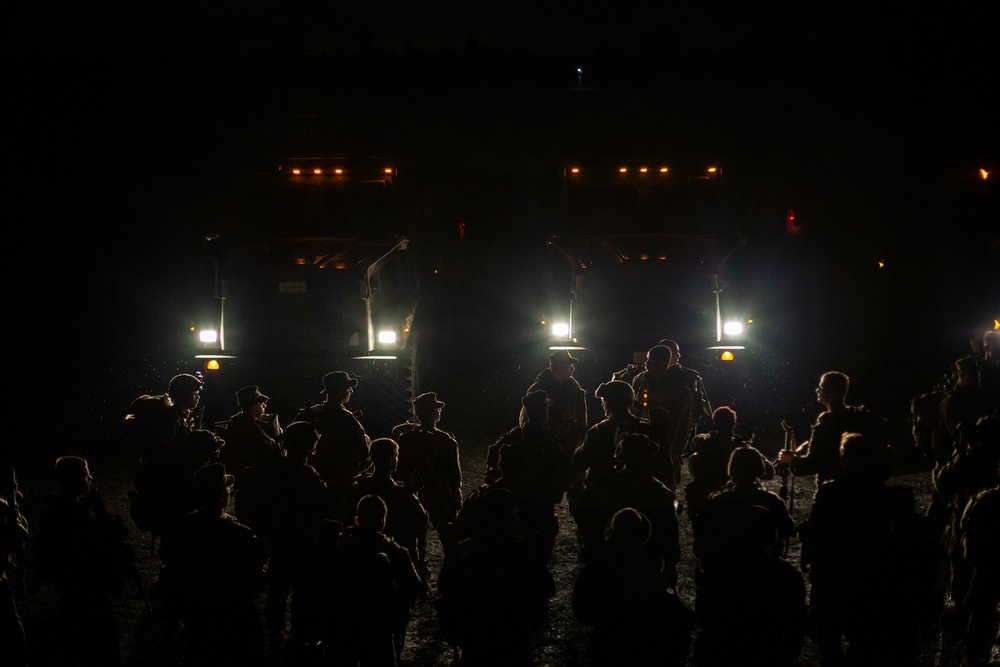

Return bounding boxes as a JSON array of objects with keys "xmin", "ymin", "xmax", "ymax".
[{"xmin": 778, "ymin": 421, "xmax": 797, "ymax": 556}]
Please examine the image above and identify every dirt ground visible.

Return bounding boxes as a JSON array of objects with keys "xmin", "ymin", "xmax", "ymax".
[{"xmin": 13, "ymin": 433, "xmax": 990, "ymax": 666}]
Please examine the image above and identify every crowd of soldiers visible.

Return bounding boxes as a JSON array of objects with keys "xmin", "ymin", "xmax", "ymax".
[{"xmin": 1, "ymin": 330, "xmax": 998, "ymax": 666}]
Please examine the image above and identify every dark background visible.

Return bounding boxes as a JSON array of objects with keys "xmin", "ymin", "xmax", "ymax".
[{"xmin": 9, "ymin": 4, "xmax": 997, "ymax": 461}]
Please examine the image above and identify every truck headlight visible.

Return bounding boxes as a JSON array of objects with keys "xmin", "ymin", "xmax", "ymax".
[
  {"xmin": 551, "ymin": 322, "xmax": 571, "ymax": 338},
  {"xmin": 198, "ymin": 329, "xmax": 219, "ymax": 344},
  {"xmin": 723, "ymin": 321, "xmax": 744, "ymax": 336},
  {"xmin": 377, "ymin": 330, "xmax": 397, "ymax": 345}
]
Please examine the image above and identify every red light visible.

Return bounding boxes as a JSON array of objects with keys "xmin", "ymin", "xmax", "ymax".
[{"xmin": 785, "ymin": 209, "xmax": 803, "ymax": 235}]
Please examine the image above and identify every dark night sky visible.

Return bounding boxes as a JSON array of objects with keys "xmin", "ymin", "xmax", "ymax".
[{"xmin": 10, "ymin": 5, "xmax": 996, "ymax": 450}]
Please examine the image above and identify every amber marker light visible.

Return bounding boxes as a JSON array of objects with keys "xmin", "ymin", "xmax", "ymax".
[
  {"xmin": 981, "ymin": 169, "xmax": 990, "ymax": 180},
  {"xmin": 384, "ymin": 168, "xmax": 393, "ymax": 174},
  {"xmin": 720, "ymin": 351, "xmax": 735, "ymax": 362},
  {"xmin": 878, "ymin": 260, "xmax": 886, "ymax": 268},
  {"xmin": 205, "ymin": 359, "xmax": 221, "ymax": 371},
  {"xmin": 707, "ymin": 166, "xmax": 718, "ymax": 173},
  {"xmin": 619, "ymin": 167, "xmax": 628, "ymax": 173},
  {"xmin": 334, "ymin": 168, "xmax": 344, "ymax": 175},
  {"xmin": 570, "ymin": 167, "xmax": 580, "ymax": 174},
  {"xmin": 639, "ymin": 167, "xmax": 648, "ymax": 173},
  {"xmin": 659, "ymin": 167, "xmax": 668, "ymax": 173},
  {"xmin": 291, "ymin": 168, "xmax": 301, "ymax": 175}
]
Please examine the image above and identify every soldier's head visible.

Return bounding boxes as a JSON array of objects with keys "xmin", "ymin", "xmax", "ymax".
[
  {"xmin": 644, "ymin": 345, "xmax": 672, "ymax": 378},
  {"xmin": 984, "ymin": 330, "xmax": 999, "ymax": 361},
  {"xmin": 186, "ymin": 429, "xmax": 225, "ymax": 464},
  {"xmin": 614, "ymin": 433, "xmax": 659, "ymax": 470},
  {"xmin": 605, "ymin": 507, "xmax": 652, "ymax": 549},
  {"xmin": 657, "ymin": 339, "xmax": 681, "ymax": 366},
  {"xmin": 712, "ymin": 406, "xmax": 737, "ymax": 433},
  {"xmin": 54, "ymin": 456, "xmax": 92, "ymax": 500},
  {"xmin": 236, "ymin": 385, "xmax": 269, "ymax": 418},
  {"xmin": 817, "ymin": 372, "xmax": 849, "ymax": 409},
  {"xmin": 321, "ymin": 371, "xmax": 358, "ymax": 405},
  {"xmin": 727, "ymin": 446, "xmax": 771, "ymax": 482},
  {"xmin": 955, "ymin": 356, "xmax": 981, "ymax": 389},
  {"xmin": 354, "ymin": 494, "xmax": 387, "ymax": 532},
  {"xmin": 167, "ymin": 374, "xmax": 203, "ymax": 411},
  {"xmin": 192, "ymin": 463, "xmax": 235, "ymax": 512},
  {"xmin": 595, "ymin": 381, "xmax": 634, "ymax": 416},
  {"xmin": 548, "ymin": 350, "xmax": 578, "ymax": 382},
  {"xmin": 521, "ymin": 390, "xmax": 551, "ymax": 425},
  {"xmin": 839, "ymin": 432, "xmax": 892, "ymax": 482},
  {"xmin": 369, "ymin": 438, "xmax": 399, "ymax": 472},
  {"xmin": 282, "ymin": 421, "xmax": 318, "ymax": 459},
  {"xmin": 412, "ymin": 392, "xmax": 445, "ymax": 424}
]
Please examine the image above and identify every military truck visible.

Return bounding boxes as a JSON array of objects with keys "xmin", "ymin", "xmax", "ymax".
[
  {"xmin": 539, "ymin": 158, "xmax": 752, "ymax": 406},
  {"xmin": 191, "ymin": 156, "xmax": 422, "ymax": 436}
]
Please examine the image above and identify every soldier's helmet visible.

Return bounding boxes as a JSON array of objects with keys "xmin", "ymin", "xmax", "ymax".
[
  {"xmin": 595, "ymin": 380, "xmax": 634, "ymax": 407},
  {"xmin": 282, "ymin": 421, "xmax": 319, "ymax": 455},
  {"xmin": 168, "ymin": 373, "xmax": 203, "ymax": 397},
  {"xmin": 604, "ymin": 507, "xmax": 652, "ymax": 547},
  {"xmin": 727, "ymin": 446, "xmax": 770, "ymax": 481}
]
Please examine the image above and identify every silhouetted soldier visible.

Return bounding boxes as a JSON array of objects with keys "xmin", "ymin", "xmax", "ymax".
[
  {"xmin": 522, "ymin": 350, "xmax": 588, "ymax": 505},
  {"xmin": 573, "ymin": 380, "xmax": 648, "ymax": 487},
  {"xmin": 777, "ymin": 371, "xmax": 890, "ymax": 490},
  {"xmin": 1, "ymin": 492, "xmax": 27, "ymax": 667},
  {"xmin": 159, "ymin": 463, "xmax": 267, "ymax": 666},
  {"xmin": 458, "ymin": 442, "xmax": 561, "ymax": 565},
  {"xmin": 295, "ymin": 371, "xmax": 371, "ymax": 517},
  {"xmin": 942, "ymin": 356, "xmax": 990, "ymax": 452},
  {"xmin": 630, "ymin": 342, "xmax": 710, "ymax": 489},
  {"xmin": 129, "ymin": 428, "xmax": 225, "ymax": 553},
  {"xmin": 572, "ymin": 507, "xmax": 693, "ymax": 667},
  {"xmin": 974, "ymin": 329, "xmax": 1000, "ymax": 414},
  {"xmin": 395, "ymin": 392, "xmax": 463, "ymax": 562},
  {"xmin": 123, "ymin": 373, "xmax": 205, "ymax": 463},
  {"xmin": 337, "ymin": 494, "xmax": 430, "ymax": 665},
  {"xmin": 574, "ymin": 434, "xmax": 680, "ymax": 586},
  {"xmin": 800, "ymin": 433, "xmax": 937, "ymax": 666},
  {"xmin": 684, "ymin": 405, "xmax": 750, "ymax": 523},
  {"xmin": 692, "ymin": 446, "xmax": 791, "ymax": 576},
  {"xmin": 346, "ymin": 438, "xmax": 429, "ymax": 566},
  {"xmin": 437, "ymin": 487, "xmax": 554, "ymax": 667},
  {"xmin": 220, "ymin": 385, "xmax": 281, "ymax": 482},
  {"xmin": 235, "ymin": 420, "xmax": 332, "ymax": 654},
  {"xmin": 692, "ymin": 504, "xmax": 806, "ymax": 667},
  {"xmin": 35, "ymin": 456, "xmax": 137, "ymax": 666},
  {"xmin": 957, "ymin": 477, "xmax": 999, "ymax": 667},
  {"xmin": 933, "ymin": 415, "xmax": 1000, "ymax": 622}
]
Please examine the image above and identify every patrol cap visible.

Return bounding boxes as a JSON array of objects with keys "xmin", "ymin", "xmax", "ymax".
[
  {"xmin": 168, "ymin": 373, "xmax": 203, "ymax": 396},
  {"xmin": 321, "ymin": 371, "xmax": 359, "ymax": 394},
  {"xmin": 595, "ymin": 380, "xmax": 634, "ymax": 407},
  {"xmin": 548, "ymin": 350, "xmax": 579, "ymax": 367},
  {"xmin": 192, "ymin": 463, "xmax": 234, "ymax": 498},
  {"xmin": 282, "ymin": 421, "xmax": 319, "ymax": 454},
  {"xmin": 236, "ymin": 385, "xmax": 269, "ymax": 409},
  {"xmin": 412, "ymin": 392, "xmax": 445, "ymax": 414}
]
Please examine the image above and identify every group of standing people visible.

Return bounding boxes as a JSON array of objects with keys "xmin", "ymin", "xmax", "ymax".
[{"xmin": 3, "ymin": 328, "xmax": 998, "ymax": 666}]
